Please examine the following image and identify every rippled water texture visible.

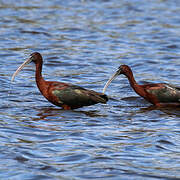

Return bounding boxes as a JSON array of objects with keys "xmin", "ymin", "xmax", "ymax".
[{"xmin": 1, "ymin": 0, "xmax": 180, "ymax": 179}]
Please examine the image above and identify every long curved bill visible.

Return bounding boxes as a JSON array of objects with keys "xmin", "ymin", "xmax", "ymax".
[
  {"xmin": 11, "ymin": 57, "xmax": 32, "ymax": 82},
  {"xmin": 103, "ymin": 70, "xmax": 120, "ymax": 94}
]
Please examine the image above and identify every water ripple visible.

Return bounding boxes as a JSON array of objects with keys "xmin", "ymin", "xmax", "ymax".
[{"xmin": 0, "ymin": 0, "xmax": 180, "ymax": 179}]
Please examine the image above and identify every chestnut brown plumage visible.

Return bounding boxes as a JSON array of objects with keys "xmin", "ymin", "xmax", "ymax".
[
  {"xmin": 11, "ymin": 52, "xmax": 108, "ymax": 110},
  {"xmin": 103, "ymin": 65, "xmax": 180, "ymax": 107}
]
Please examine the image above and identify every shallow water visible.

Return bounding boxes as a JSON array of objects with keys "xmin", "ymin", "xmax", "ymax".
[{"xmin": 0, "ymin": 0, "xmax": 180, "ymax": 179}]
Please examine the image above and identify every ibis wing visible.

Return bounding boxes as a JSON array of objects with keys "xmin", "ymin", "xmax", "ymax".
[
  {"xmin": 51, "ymin": 83, "xmax": 108, "ymax": 107},
  {"xmin": 146, "ymin": 83, "xmax": 180, "ymax": 103},
  {"xmin": 166, "ymin": 83, "xmax": 180, "ymax": 91}
]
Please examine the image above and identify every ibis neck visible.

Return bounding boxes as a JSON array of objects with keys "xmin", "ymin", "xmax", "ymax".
[
  {"xmin": 35, "ymin": 62, "xmax": 46, "ymax": 94},
  {"xmin": 125, "ymin": 71, "xmax": 145, "ymax": 97}
]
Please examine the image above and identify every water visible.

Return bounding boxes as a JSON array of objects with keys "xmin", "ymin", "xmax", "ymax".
[{"xmin": 0, "ymin": 0, "xmax": 180, "ymax": 179}]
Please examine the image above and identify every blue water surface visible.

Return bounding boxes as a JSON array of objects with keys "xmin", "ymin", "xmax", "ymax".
[{"xmin": 0, "ymin": 0, "xmax": 180, "ymax": 179}]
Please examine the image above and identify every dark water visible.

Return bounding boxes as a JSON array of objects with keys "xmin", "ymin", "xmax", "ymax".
[{"xmin": 1, "ymin": 0, "xmax": 180, "ymax": 179}]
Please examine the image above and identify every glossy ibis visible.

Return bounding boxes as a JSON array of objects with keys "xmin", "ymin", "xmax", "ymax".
[
  {"xmin": 11, "ymin": 52, "xmax": 108, "ymax": 110},
  {"xmin": 103, "ymin": 65, "xmax": 180, "ymax": 107}
]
